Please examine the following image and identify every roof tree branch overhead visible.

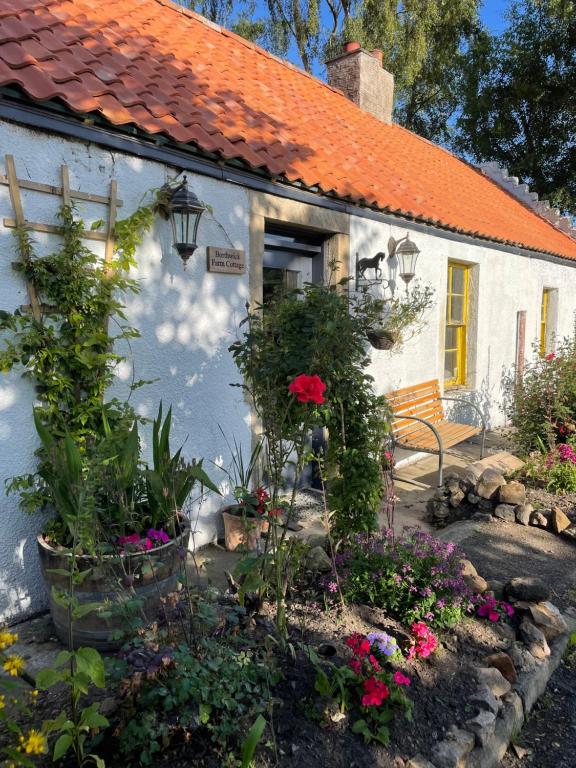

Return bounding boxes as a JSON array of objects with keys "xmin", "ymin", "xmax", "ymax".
[{"xmin": 0, "ymin": 0, "xmax": 575, "ymax": 261}]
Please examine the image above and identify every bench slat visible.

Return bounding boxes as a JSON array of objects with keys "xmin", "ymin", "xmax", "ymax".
[{"xmin": 386, "ymin": 378, "xmax": 481, "ymax": 455}]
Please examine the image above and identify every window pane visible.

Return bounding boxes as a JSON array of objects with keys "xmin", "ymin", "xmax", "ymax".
[
  {"xmin": 450, "ymin": 295, "xmax": 464, "ymax": 323},
  {"xmin": 451, "ymin": 267, "xmax": 465, "ymax": 295},
  {"xmin": 445, "ymin": 325, "xmax": 458, "ymax": 350},
  {"xmin": 444, "ymin": 350, "xmax": 457, "ymax": 381}
]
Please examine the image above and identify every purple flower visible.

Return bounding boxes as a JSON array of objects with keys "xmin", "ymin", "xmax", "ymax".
[{"xmin": 328, "ymin": 581, "xmax": 338, "ymax": 593}]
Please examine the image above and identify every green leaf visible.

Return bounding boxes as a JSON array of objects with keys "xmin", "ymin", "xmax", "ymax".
[
  {"xmin": 89, "ymin": 754, "xmax": 106, "ymax": 768},
  {"xmin": 241, "ymin": 714, "xmax": 266, "ymax": 768},
  {"xmin": 71, "ymin": 603, "xmax": 102, "ymax": 621},
  {"xmin": 75, "ymin": 647, "xmax": 106, "ymax": 688},
  {"xmin": 53, "ymin": 733, "xmax": 73, "ymax": 761},
  {"xmin": 199, "ymin": 702, "xmax": 211, "ymax": 724},
  {"xmin": 80, "ymin": 703, "xmax": 109, "ymax": 729},
  {"xmin": 36, "ymin": 668, "xmax": 66, "ymax": 689}
]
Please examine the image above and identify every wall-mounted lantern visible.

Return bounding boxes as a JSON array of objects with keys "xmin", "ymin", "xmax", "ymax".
[
  {"xmin": 394, "ymin": 233, "xmax": 421, "ymax": 290},
  {"xmin": 166, "ymin": 175, "xmax": 207, "ymax": 267},
  {"xmin": 356, "ymin": 231, "xmax": 422, "ymax": 293}
]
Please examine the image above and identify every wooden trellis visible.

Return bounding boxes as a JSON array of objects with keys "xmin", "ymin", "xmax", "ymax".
[{"xmin": 1, "ymin": 154, "xmax": 122, "ymax": 320}]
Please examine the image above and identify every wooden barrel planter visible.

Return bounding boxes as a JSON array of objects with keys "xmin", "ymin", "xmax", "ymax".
[{"xmin": 37, "ymin": 517, "xmax": 190, "ymax": 651}]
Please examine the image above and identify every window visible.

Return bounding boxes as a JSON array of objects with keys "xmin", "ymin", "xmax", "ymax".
[
  {"xmin": 262, "ymin": 223, "xmax": 325, "ymax": 308},
  {"xmin": 444, "ymin": 262, "xmax": 470, "ymax": 386},
  {"xmin": 540, "ymin": 288, "xmax": 552, "ymax": 355}
]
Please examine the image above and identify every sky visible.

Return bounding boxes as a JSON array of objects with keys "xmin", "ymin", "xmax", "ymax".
[{"xmin": 244, "ymin": 1, "xmax": 513, "ymax": 74}]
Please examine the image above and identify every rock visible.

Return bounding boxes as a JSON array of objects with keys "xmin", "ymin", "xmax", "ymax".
[
  {"xmin": 498, "ymin": 481, "xmax": 526, "ymax": 506},
  {"xmin": 469, "ymin": 685, "xmax": 501, "ymax": 716},
  {"xmin": 507, "ymin": 643, "xmax": 536, "ymax": 673},
  {"xmin": 428, "ymin": 499, "xmax": 451, "ymax": 520},
  {"xmin": 471, "ymin": 512, "xmax": 493, "ymax": 523},
  {"xmin": 561, "ymin": 524, "xmax": 576, "ymax": 540},
  {"xmin": 463, "ymin": 574, "xmax": 488, "ymax": 593},
  {"xmin": 494, "ymin": 504, "xmax": 516, "ymax": 522},
  {"xmin": 465, "ymin": 709, "xmax": 496, "ymax": 748},
  {"xmin": 484, "ymin": 651, "xmax": 517, "ymax": 683},
  {"xmin": 530, "ymin": 510, "xmax": 550, "ymax": 528},
  {"xmin": 505, "ymin": 576, "xmax": 551, "ymax": 602},
  {"xmin": 495, "ymin": 621, "xmax": 517, "ymax": 642},
  {"xmin": 449, "ymin": 489, "xmax": 465, "ymax": 508},
  {"xmin": 475, "ymin": 666, "xmax": 512, "ymax": 697},
  {"xmin": 305, "ymin": 546, "xmax": 332, "ymax": 573},
  {"xmin": 446, "ymin": 477, "xmax": 462, "ymax": 494},
  {"xmin": 406, "ymin": 757, "xmax": 438, "ymax": 768},
  {"xmin": 487, "ymin": 579, "xmax": 504, "ymax": 599},
  {"xmin": 460, "ymin": 559, "xmax": 478, "ymax": 577},
  {"xmin": 519, "ymin": 618, "xmax": 551, "ymax": 659},
  {"xmin": 478, "ymin": 498, "xmax": 494, "ymax": 512},
  {"xmin": 515, "ymin": 503, "xmax": 533, "ymax": 525},
  {"xmin": 551, "ymin": 506, "xmax": 571, "ymax": 533},
  {"xmin": 431, "ymin": 728, "xmax": 475, "ymax": 768},
  {"xmin": 461, "ymin": 465, "xmax": 482, "ymax": 487},
  {"xmin": 529, "ymin": 602, "xmax": 568, "ymax": 640},
  {"xmin": 476, "ymin": 468, "xmax": 506, "ymax": 500},
  {"xmin": 467, "ymin": 493, "xmax": 480, "ymax": 505},
  {"xmin": 512, "ymin": 744, "xmax": 532, "ymax": 760}
]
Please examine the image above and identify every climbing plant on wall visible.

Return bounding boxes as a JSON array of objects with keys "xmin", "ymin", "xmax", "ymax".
[{"xmin": 0, "ymin": 201, "xmax": 156, "ymax": 512}]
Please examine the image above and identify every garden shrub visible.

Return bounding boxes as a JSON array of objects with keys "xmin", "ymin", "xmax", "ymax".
[
  {"xmin": 113, "ymin": 637, "xmax": 277, "ymax": 765},
  {"xmin": 522, "ymin": 439, "xmax": 576, "ymax": 494},
  {"xmin": 505, "ymin": 336, "xmax": 576, "ymax": 454},
  {"xmin": 326, "ymin": 527, "xmax": 471, "ymax": 628},
  {"xmin": 230, "ymin": 276, "xmax": 390, "ymax": 536}
]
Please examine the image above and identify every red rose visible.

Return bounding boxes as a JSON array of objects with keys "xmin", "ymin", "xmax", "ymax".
[{"xmin": 288, "ymin": 374, "xmax": 326, "ymax": 404}]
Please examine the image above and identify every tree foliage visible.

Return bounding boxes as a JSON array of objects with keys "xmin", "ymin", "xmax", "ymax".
[
  {"xmin": 454, "ymin": 0, "xmax": 576, "ymax": 213},
  {"xmin": 178, "ymin": 0, "xmax": 479, "ymax": 142}
]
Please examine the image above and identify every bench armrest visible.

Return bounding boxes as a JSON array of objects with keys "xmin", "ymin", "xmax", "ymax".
[
  {"xmin": 390, "ymin": 414, "xmax": 444, "ymax": 451},
  {"xmin": 439, "ymin": 396, "xmax": 486, "ymax": 431}
]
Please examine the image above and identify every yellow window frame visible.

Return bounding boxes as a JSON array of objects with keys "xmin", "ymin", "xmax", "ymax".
[
  {"xmin": 540, "ymin": 288, "xmax": 551, "ymax": 355},
  {"xmin": 445, "ymin": 262, "xmax": 470, "ymax": 386}
]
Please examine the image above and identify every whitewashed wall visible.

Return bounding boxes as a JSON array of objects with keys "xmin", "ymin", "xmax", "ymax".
[
  {"xmin": 0, "ymin": 121, "xmax": 252, "ymax": 621},
  {"xmin": 2, "ymin": 118, "xmax": 576, "ymax": 622},
  {"xmin": 350, "ymin": 217, "xmax": 576, "ymax": 427}
]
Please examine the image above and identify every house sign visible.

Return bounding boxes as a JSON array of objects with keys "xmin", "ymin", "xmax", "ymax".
[{"xmin": 207, "ymin": 246, "xmax": 246, "ymax": 274}]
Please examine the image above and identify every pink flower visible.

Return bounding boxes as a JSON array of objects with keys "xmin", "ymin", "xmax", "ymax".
[
  {"xmin": 288, "ymin": 374, "xmax": 326, "ymax": 404},
  {"xmin": 348, "ymin": 659, "xmax": 362, "ymax": 675},
  {"xmin": 393, "ymin": 671, "xmax": 411, "ymax": 686},
  {"xmin": 368, "ymin": 654, "xmax": 382, "ymax": 672},
  {"xmin": 118, "ymin": 533, "xmax": 140, "ymax": 546},
  {"xmin": 361, "ymin": 677, "xmax": 390, "ymax": 707},
  {"xmin": 345, "ymin": 633, "xmax": 372, "ymax": 658},
  {"xmin": 545, "ymin": 352, "xmax": 556, "ymax": 361},
  {"xmin": 488, "ymin": 610, "xmax": 500, "ymax": 622}
]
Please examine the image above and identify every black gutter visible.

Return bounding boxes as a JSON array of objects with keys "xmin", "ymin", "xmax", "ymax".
[{"xmin": 0, "ymin": 96, "xmax": 574, "ymax": 269}]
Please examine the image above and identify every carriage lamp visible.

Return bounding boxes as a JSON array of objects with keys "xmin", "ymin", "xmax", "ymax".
[
  {"xmin": 356, "ymin": 232, "xmax": 421, "ymax": 292},
  {"xmin": 394, "ymin": 233, "xmax": 421, "ymax": 290},
  {"xmin": 166, "ymin": 175, "xmax": 207, "ymax": 266}
]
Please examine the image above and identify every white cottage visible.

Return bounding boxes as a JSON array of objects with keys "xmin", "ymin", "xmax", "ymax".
[{"xmin": 1, "ymin": 0, "xmax": 576, "ymax": 621}]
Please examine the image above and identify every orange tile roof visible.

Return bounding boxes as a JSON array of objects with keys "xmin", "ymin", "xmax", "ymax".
[{"xmin": 1, "ymin": 0, "xmax": 576, "ymax": 260}]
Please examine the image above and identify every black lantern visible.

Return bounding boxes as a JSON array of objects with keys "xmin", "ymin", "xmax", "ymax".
[
  {"xmin": 395, "ymin": 233, "xmax": 421, "ymax": 289},
  {"xmin": 167, "ymin": 175, "xmax": 207, "ymax": 266}
]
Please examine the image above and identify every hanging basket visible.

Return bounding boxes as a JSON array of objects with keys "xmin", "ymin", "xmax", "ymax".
[{"xmin": 367, "ymin": 329, "xmax": 397, "ymax": 350}]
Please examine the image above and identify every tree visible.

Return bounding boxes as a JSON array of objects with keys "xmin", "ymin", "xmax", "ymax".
[
  {"xmin": 178, "ymin": 1, "xmax": 479, "ymax": 142},
  {"xmin": 454, "ymin": 0, "xmax": 576, "ymax": 213}
]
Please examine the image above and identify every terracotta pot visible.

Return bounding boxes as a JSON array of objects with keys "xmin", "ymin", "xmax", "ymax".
[
  {"xmin": 37, "ymin": 517, "xmax": 190, "ymax": 651},
  {"xmin": 222, "ymin": 508, "xmax": 267, "ymax": 551}
]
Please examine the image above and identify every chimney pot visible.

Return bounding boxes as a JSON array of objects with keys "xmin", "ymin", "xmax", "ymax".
[
  {"xmin": 370, "ymin": 49, "xmax": 383, "ymax": 63},
  {"xmin": 344, "ymin": 41, "xmax": 361, "ymax": 52}
]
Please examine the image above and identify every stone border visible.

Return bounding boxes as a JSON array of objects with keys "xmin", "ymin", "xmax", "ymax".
[
  {"xmin": 406, "ymin": 601, "xmax": 576, "ymax": 768},
  {"xmin": 428, "ymin": 460, "xmax": 576, "ymax": 542}
]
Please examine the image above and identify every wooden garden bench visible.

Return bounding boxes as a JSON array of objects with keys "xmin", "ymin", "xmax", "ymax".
[{"xmin": 385, "ymin": 379, "xmax": 486, "ymax": 486}]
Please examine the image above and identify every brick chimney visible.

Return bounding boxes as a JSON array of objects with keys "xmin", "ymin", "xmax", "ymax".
[{"xmin": 325, "ymin": 43, "xmax": 394, "ymax": 124}]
